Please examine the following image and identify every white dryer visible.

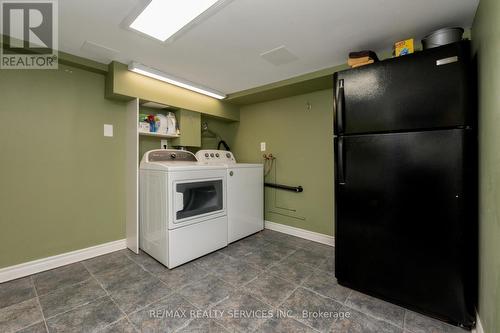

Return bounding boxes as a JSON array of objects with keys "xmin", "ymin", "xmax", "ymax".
[
  {"xmin": 195, "ymin": 150, "xmax": 264, "ymax": 243},
  {"xmin": 139, "ymin": 149, "xmax": 228, "ymax": 268}
]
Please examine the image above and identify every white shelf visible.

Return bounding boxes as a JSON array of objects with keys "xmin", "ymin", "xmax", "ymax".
[{"xmin": 139, "ymin": 131, "xmax": 180, "ymax": 138}]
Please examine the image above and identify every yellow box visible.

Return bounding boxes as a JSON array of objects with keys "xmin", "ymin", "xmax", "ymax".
[{"xmin": 394, "ymin": 39, "xmax": 414, "ymax": 57}]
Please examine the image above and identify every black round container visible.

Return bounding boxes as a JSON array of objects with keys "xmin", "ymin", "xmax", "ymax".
[{"xmin": 422, "ymin": 27, "xmax": 464, "ymax": 49}]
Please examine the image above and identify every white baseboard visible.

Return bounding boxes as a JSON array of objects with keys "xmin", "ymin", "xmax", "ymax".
[
  {"xmin": 473, "ymin": 312, "xmax": 485, "ymax": 333},
  {"xmin": 0, "ymin": 239, "xmax": 127, "ymax": 283},
  {"xmin": 265, "ymin": 220, "xmax": 334, "ymax": 246}
]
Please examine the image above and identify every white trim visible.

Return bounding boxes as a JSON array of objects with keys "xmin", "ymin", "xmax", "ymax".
[
  {"xmin": 0, "ymin": 239, "xmax": 127, "ymax": 283},
  {"xmin": 126, "ymin": 98, "xmax": 139, "ymax": 254},
  {"xmin": 473, "ymin": 312, "xmax": 485, "ymax": 333},
  {"xmin": 265, "ymin": 220, "xmax": 334, "ymax": 246}
]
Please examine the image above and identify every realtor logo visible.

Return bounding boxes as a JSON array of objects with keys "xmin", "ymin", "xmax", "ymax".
[{"xmin": 1, "ymin": 0, "xmax": 58, "ymax": 69}]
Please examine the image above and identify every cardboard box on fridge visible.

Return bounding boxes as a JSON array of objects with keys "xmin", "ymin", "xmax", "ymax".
[{"xmin": 394, "ymin": 39, "xmax": 414, "ymax": 57}]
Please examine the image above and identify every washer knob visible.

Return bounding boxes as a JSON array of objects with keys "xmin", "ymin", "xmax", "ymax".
[
  {"xmin": 205, "ymin": 153, "xmax": 209, "ymax": 158},
  {"xmin": 170, "ymin": 153, "xmax": 176, "ymax": 159},
  {"xmin": 226, "ymin": 153, "xmax": 231, "ymax": 158},
  {"xmin": 210, "ymin": 153, "xmax": 215, "ymax": 157},
  {"xmin": 216, "ymin": 153, "xmax": 220, "ymax": 158}
]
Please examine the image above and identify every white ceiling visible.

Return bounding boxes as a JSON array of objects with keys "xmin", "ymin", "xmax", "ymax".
[{"xmin": 59, "ymin": 0, "xmax": 479, "ymax": 94}]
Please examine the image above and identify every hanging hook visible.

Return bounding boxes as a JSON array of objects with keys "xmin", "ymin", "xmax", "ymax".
[{"xmin": 306, "ymin": 101, "xmax": 312, "ymax": 111}]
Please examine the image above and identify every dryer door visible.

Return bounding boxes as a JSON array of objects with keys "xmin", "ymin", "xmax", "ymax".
[
  {"xmin": 168, "ymin": 169, "xmax": 227, "ymax": 229},
  {"xmin": 173, "ymin": 178, "xmax": 224, "ymax": 225},
  {"xmin": 175, "ymin": 179, "xmax": 223, "ymax": 220}
]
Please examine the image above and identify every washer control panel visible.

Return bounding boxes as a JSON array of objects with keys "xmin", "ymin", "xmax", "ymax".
[{"xmin": 195, "ymin": 150, "xmax": 236, "ymax": 164}]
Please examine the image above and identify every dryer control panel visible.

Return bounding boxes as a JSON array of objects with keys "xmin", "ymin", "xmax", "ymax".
[
  {"xmin": 195, "ymin": 150, "xmax": 236, "ymax": 164},
  {"xmin": 145, "ymin": 149, "xmax": 197, "ymax": 163}
]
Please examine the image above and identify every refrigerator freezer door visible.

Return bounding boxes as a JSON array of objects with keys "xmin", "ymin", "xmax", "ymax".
[
  {"xmin": 334, "ymin": 41, "xmax": 471, "ymax": 135},
  {"xmin": 334, "ymin": 129, "xmax": 475, "ymax": 327}
]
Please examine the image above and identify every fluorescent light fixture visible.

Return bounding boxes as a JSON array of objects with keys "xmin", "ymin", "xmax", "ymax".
[
  {"xmin": 129, "ymin": 62, "xmax": 226, "ymax": 100},
  {"xmin": 130, "ymin": 0, "xmax": 222, "ymax": 41}
]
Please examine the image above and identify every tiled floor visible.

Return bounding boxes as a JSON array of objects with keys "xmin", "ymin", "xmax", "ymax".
[{"xmin": 0, "ymin": 230, "xmax": 467, "ymax": 333}]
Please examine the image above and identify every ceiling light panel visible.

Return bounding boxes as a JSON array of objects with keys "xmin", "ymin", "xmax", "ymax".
[{"xmin": 130, "ymin": 0, "xmax": 221, "ymax": 41}]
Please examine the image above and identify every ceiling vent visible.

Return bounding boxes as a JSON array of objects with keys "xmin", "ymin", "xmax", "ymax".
[
  {"xmin": 80, "ymin": 41, "xmax": 119, "ymax": 63},
  {"xmin": 260, "ymin": 45, "xmax": 298, "ymax": 66}
]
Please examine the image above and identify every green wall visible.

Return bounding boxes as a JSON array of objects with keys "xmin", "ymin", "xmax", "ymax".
[
  {"xmin": 230, "ymin": 89, "xmax": 334, "ymax": 236},
  {"xmin": 200, "ymin": 116, "xmax": 238, "ymax": 150},
  {"xmin": 0, "ymin": 64, "xmax": 127, "ymax": 268},
  {"xmin": 472, "ymin": 0, "xmax": 500, "ymax": 331}
]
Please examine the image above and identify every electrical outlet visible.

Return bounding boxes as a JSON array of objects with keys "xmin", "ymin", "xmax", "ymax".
[
  {"xmin": 161, "ymin": 140, "xmax": 168, "ymax": 149},
  {"xmin": 260, "ymin": 142, "xmax": 266, "ymax": 151}
]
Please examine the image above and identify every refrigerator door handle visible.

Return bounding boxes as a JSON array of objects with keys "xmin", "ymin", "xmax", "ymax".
[
  {"xmin": 336, "ymin": 79, "xmax": 345, "ymax": 134},
  {"xmin": 337, "ymin": 137, "xmax": 346, "ymax": 185}
]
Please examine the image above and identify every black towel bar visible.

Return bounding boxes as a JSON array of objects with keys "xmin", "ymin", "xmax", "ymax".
[{"xmin": 264, "ymin": 183, "xmax": 303, "ymax": 193}]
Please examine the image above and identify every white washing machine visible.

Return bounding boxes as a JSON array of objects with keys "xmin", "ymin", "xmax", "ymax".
[
  {"xmin": 195, "ymin": 150, "xmax": 264, "ymax": 243},
  {"xmin": 139, "ymin": 149, "xmax": 228, "ymax": 268}
]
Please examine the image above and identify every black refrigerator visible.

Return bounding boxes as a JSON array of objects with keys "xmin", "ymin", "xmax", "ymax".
[{"xmin": 333, "ymin": 41, "xmax": 476, "ymax": 329}]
